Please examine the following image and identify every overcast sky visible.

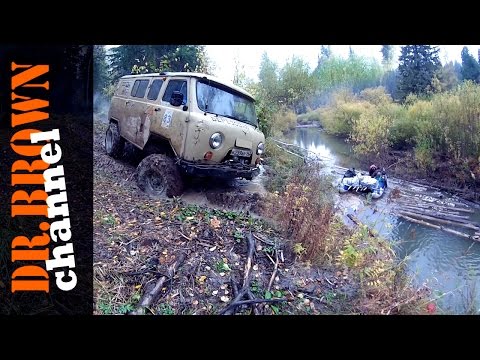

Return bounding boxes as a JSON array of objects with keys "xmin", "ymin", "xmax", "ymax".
[{"xmin": 206, "ymin": 45, "xmax": 480, "ymax": 82}]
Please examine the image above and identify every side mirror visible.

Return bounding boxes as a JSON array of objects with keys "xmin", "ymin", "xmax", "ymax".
[{"xmin": 170, "ymin": 91, "xmax": 184, "ymax": 107}]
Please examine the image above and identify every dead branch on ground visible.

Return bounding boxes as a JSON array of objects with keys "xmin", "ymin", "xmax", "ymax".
[{"xmin": 129, "ymin": 252, "xmax": 187, "ymax": 315}]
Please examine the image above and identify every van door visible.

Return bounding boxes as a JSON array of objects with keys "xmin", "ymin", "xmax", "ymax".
[
  {"xmin": 125, "ymin": 78, "xmax": 150, "ymax": 146},
  {"xmin": 135, "ymin": 78, "xmax": 164, "ymax": 148},
  {"xmin": 149, "ymin": 78, "xmax": 190, "ymax": 157}
]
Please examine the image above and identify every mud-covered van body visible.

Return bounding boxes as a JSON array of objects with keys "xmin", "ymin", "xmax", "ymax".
[{"xmin": 105, "ymin": 72, "xmax": 265, "ymax": 197}]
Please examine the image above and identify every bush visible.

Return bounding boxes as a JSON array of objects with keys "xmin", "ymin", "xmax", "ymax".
[
  {"xmin": 270, "ymin": 109, "xmax": 297, "ymax": 136},
  {"xmin": 359, "ymin": 86, "xmax": 392, "ymax": 105},
  {"xmin": 414, "ymin": 142, "xmax": 435, "ymax": 172},
  {"xmin": 263, "ymin": 138, "xmax": 304, "ymax": 193},
  {"xmin": 321, "ymin": 100, "xmax": 373, "ymax": 137},
  {"xmin": 431, "ymin": 81, "xmax": 480, "ymax": 160},
  {"xmin": 351, "ymin": 108, "xmax": 392, "ymax": 160},
  {"xmin": 297, "ymin": 109, "xmax": 322, "ymax": 125},
  {"xmin": 266, "ymin": 163, "xmax": 339, "ymax": 264}
]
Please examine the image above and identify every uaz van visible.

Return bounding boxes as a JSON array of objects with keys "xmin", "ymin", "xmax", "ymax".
[{"xmin": 105, "ymin": 72, "xmax": 265, "ymax": 197}]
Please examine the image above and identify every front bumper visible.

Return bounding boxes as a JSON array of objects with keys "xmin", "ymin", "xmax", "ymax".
[{"xmin": 178, "ymin": 159, "xmax": 260, "ymax": 179}]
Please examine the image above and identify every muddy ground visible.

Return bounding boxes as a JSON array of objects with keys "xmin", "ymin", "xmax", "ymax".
[{"xmin": 93, "ymin": 121, "xmax": 362, "ymax": 315}]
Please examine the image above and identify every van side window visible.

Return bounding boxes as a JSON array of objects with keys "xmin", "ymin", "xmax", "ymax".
[
  {"xmin": 162, "ymin": 79, "xmax": 188, "ymax": 104},
  {"xmin": 147, "ymin": 79, "xmax": 164, "ymax": 101},
  {"xmin": 131, "ymin": 79, "xmax": 150, "ymax": 98},
  {"xmin": 116, "ymin": 81, "xmax": 131, "ymax": 96}
]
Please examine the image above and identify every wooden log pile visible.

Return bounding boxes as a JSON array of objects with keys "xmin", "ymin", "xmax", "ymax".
[{"xmin": 393, "ymin": 192, "xmax": 480, "ymax": 243}]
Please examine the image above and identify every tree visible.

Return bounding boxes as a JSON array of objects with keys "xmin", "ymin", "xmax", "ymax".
[
  {"xmin": 93, "ymin": 45, "xmax": 110, "ymax": 95},
  {"xmin": 321, "ymin": 45, "xmax": 332, "ymax": 59},
  {"xmin": 279, "ymin": 56, "xmax": 314, "ymax": 113},
  {"xmin": 460, "ymin": 46, "xmax": 480, "ymax": 83},
  {"xmin": 349, "ymin": 46, "xmax": 355, "ymax": 58},
  {"xmin": 233, "ymin": 54, "xmax": 247, "ymax": 87},
  {"xmin": 108, "ymin": 45, "xmax": 211, "ymax": 80},
  {"xmin": 317, "ymin": 45, "xmax": 332, "ymax": 67},
  {"xmin": 436, "ymin": 61, "xmax": 459, "ymax": 91},
  {"xmin": 381, "ymin": 45, "xmax": 395, "ymax": 69},
  {"xmin": 397, "ymin": 45, "xmax": 441, "ymax": 100},
  {"xmin": 258, "ymin": 52, "xmax": 280, "ymax": 103},
  {"xmin": 313, "ymin": 55, "xmax": 384, "ymax": 94}
]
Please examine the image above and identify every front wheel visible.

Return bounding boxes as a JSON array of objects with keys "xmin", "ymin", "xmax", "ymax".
[
  {"xmin": 136, "ymin": 154, "xmax": 184, "ymax": 198},
  {"xmin": 105, "ymin": 122, "xmax": 124, "ymax": 159}
]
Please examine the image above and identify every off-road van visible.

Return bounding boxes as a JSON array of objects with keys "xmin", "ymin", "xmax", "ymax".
[{"xmin": 105, "ymin": 72, "xmax": 265, "ymax": 197}]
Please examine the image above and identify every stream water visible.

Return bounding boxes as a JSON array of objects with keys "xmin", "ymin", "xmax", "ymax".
[{"xmin": 285, "ymin": 128, "xmax": 480, "ymax": 314}]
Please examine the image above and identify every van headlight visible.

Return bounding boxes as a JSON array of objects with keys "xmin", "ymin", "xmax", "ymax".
[
  {"xmin": 209, "ymin": 132, "xmax": 223, "ymax": 149},
  {"xmin": 256, "ymin": 142, "xmax": 265, "ymax": 155}
]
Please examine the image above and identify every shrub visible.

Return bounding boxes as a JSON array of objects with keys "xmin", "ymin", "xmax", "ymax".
[
  {"xmin": 321, "ymin": 100, "xmax": 373, "ymax": 137},
  {"xmin": 351, "ymin": 107, "xmax": 392, "ymax": 161},
  {"xmin": 266, "ymin": 163, "xmax": 339, "ymax": 264},
  {"xmin": 270, "ymin": 109, "xmax": 297, "ymax": 136},
  {"xmin": 263, "ymin": 138, "xmax": 304, "ymax": 193},
  {"xmin": 414, "ymin": 142, "xmax": 435, "ymax": 172},
  {"xmin": 359, "ymin": 86, "xmax": 392, "ymax": 106}
]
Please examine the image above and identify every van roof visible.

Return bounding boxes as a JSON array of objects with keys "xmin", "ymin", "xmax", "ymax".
[{"xmin": 120, "ymin": 72, "xmax": 255, "ymax": 100}]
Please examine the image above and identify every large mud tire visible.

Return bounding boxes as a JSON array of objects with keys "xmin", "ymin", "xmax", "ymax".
[
  {"xmin": 105, "ymin": 122, "xmax": 124, "ymax": 159},
  {"xmin": 136, "ymin": 154, "xmax": 184, "ymax": 198}
]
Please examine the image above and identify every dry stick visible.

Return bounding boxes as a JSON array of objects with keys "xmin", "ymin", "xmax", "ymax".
[
  {"xmin": 398, "ymin": 214, "xmax": 479, "ymax": 242},
  {"xmin": 253, "ymin": 233, "xmax": 275, "ymax": 246},
  {"xmin": 398, "ymin": 211, "xmax": 480, "ymax": 231},
  {"xmin": 129, "ymin": 252, "xmax": 187, "ymax": 315},
  {"xmin": 347, "ymin": 214, "xmax": 376, "ymax": 237},
  {"xmin": 267, "ymin": 250, "xmax": 279, "ymax": 293},
  {"xmin": 227, "ymin": 298, "xmax": 291, "ymax": 307},
  {"xmin": 219, "ymin": 232, "xmax": 255, "ymax": 315}
]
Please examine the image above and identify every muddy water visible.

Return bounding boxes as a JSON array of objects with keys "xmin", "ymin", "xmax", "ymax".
[{"xmin": 285, "ymin": 128, "xmax": 480, "ymax": 314}]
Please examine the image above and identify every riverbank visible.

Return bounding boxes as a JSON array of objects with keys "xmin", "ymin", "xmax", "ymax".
[
  {"xmin": 380, "ymin": 150, "xmax": 480, "ymax": 204},
  {"xmin": 93, "ymin": 120, "xmax": 431, "ymax": 315}
]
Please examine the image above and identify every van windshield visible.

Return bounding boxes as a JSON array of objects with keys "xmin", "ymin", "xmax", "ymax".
[{"xmin": 196, "ymin": 81, "xmax": 257, "ymax": 127}]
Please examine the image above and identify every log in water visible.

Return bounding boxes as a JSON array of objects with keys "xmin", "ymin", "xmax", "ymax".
[
  {"xmin": 399, "ymin": 210, "xmax": 480, "ymax": 231},
  {"xmin": 398, "ymin": 214, "xmax": 479, "ymax": 242}
]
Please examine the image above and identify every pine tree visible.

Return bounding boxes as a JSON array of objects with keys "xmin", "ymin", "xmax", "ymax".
[
  {"xmin": 93, "ymin": 45, "xmax": 110, "ymax": 94},
  {"xmin": 460, "ymin": 46, "xmax": 480, "ymax": 83},
  {"xmin": 397, "ymin": 45, "xmax": 440, "ymax": 100},
  {"xmin": 381, "ymin": 45, "xmax": 395, "ymax": 69}
]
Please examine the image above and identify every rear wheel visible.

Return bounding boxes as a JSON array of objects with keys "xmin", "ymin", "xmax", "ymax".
[
  {"xmin": 105, "ymin": 122, "xmax": 124, "ymax": 159},
  {"xmin": 136, "ymin": 154, "xmax": 184, "ymax": 198}
]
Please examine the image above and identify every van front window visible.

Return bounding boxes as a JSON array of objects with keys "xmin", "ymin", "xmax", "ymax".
[{"xmin": 196, "ymin": 81, "xmax": 257, "ymax": 127}]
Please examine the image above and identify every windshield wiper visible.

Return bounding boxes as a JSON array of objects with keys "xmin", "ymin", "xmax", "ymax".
[{"xmin": 220, "ymin": 113, "xmax": 257, "ymax": 127}]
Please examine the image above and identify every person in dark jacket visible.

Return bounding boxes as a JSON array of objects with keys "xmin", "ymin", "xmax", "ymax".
[{"xmin": 369, "ymin": 164, "xmax": 380, "ymax": 177}]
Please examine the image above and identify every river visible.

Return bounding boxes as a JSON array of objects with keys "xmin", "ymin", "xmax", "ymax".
[{"xmin": 285, "ymin": 127, "xmax": 480, "ymax": 314}]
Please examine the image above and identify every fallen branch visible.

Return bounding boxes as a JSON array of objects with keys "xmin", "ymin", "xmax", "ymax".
[
  {"xmin": 129, "ymin": 252, "xmax": 187, "ymax": 315},
  {"xmin": 224, "ymin": 298, "xmax": 291, "ymax": 307},
  {"xmin": 347, "ymin": 214, "xmax": 376, "ymax": 237},
  {"xmin": 252, "ymin": 233, "xmax": 275, "ymax": 246},
  {"xmin": 219, "ymin": 232, "xmax": 256, "ymax": 315},
  {"xmin": 267, "ymin": 250, "xmax": 279, "ymax": 292}
]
